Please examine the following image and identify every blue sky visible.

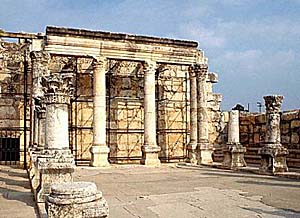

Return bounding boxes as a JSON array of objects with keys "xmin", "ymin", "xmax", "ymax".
[{"xmin": 1, "ymin": 0, "xmax": 300, "ymax": 111}]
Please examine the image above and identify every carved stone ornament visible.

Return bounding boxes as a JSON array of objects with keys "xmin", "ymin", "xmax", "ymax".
[
  {"xmin": 30, "ymin": 51, "xmax": 50, "ymax": 64},
  {"xmin": 41, "ymin": 71, "xmax": 74, "ymax": 104},
  {"xmin": 191, "ymin": 63, "xmax": 208, "ymax": 79},
  {"xmin": 143, "ymin": 60, "xmax": 156, "ymax": 73},
  {"xmin": 264, "ymin": 95, "xmax": 283, "ymax": 113}
]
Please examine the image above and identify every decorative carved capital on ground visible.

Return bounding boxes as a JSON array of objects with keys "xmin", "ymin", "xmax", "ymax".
[
  {"xmin": 41, "ymin": 71, "xmax": 74, "ymax": 104},
  {"xmin": 264, "ymin": 95, "xmax": 283, "ymax": 113}
]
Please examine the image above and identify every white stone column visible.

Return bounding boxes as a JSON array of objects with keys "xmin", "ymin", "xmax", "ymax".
[
  {"xmin": 90, "ymin": 57, "xmax": 110, "ymax": 167},
  {"xmin": 36, "ymin": 72, "xmax": 75, "ymax": 202},
  {"xmin": 196, "ymin": 64, "xmax": 213, "ymax": 164},
  {"xmin": 259, "ymin": 95, "xmax": 288, "ymax": 173},
  {"xmin": 141, "ymin": 60, "xmax": 161, "ymax": 166},
  {"xmin": 228, "ymin": 110, "xmax": 239, "ymax": 143},
  {"xmin": 223, "ymin": 110, "xmax": 246, "ymax": 169},
  {"xmin": 187, "ymin": 66, "xmax": 198, "ymax": 165}
]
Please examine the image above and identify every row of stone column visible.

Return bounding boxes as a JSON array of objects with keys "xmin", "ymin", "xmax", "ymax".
[
  {"xmin": 90, "ymin": 58, "xmax": 162, "ymax": 167},
  {"xmin": 222, "ymin": 95, "xmax": 288, "ymax": 174},
  {"xmin": 187, "ymin": 63, "xmax": 214, "ymax": 165}
]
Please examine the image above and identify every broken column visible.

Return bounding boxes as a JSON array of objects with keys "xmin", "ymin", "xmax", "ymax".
[
  {"xmin": 187, "ymin": 65, "xmax": 198, "ymax": 165},
  {"xmin": 46, "ymin": 182, "xmax": 109, "ymax": 218},
  {"xmin": 90, "ymin": 57, "xmax": 110, "ymax": 167},
  {"xmin": 141, "ymin": 60, "xmax": 161, "ymax": 166},
  {"xmin": 28, "ymin": 51, "xmax": 50, "ymax": 190},
  {"xmin": 36, "ymin": 71, "xmax": 75, "ymax": 202},
  {"xmin": 223, "ymin": 110, "xmax": 246, "ymax": 169},
  {"xmin": 259, "ymin": 95, "xmax": 288, "ymax": 173},
  {"xmin": 196, "ymin": 64, "xmax": 213, "ymax": 164}
]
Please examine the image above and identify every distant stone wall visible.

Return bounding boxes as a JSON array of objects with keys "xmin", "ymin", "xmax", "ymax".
[
  {"xmin": 0, "ymin": 41, "xmax": 31, "ymax": 164},
  {"xmin": 213, "ymin": 110, "xmax": 300, "ymax": 168}
]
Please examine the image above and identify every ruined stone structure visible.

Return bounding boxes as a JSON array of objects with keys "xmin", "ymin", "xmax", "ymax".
[
  {"xmin": 0, "ymin": 26, "xmax": 222, "ymax": 168},
  {"xmin": 2, "ymin": 26, "xmax": 300, "ymax": 173}
]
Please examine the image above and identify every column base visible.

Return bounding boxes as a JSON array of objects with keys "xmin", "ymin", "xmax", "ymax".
[
  {"xmin": 199, "ymin": 143, "xmax": 213, "ymax": 165},
  {"xmin": 259, "ymin": 143, "xmax": 288, "ymax": 174},
  {"xmin": 223, "ymin": 143, "xmax": 247, "ymax": 169},
  {"xmin": 141, "ymin": 146, "xmax": 161, "ymax": 167},
  {"xmin": 28, "ymin": 147, "xmax": 44, "ymax": 191},
  {"xmin": 186, "ymin": 143, "xmax": 198, "ymax": 165},
  {"xmin": 36, "ymin": 149, "xmax": 75, "ymax": 202},
  {"xmin": 46, "ymin": 182, "xmax": 109, "ymax": 218},
  {"xmin": 90, "ymin": 146, "xmax": 110, "ymax": 167}
]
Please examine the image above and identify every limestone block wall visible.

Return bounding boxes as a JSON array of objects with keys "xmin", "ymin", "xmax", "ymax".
[
  {"xmin": 213, "ymin": 110, "xmax": 300, "ymax": 168},
  {"xmin": 108, "ymin": 60, "xmax": 144, "ymax": 163},
  {"xmin": 157, "ymin": 64, "xmax": 189, "ymax": 161},
  {"xmin": 0, "ymin": 40, "xmax": 31, "ymax": 164}
]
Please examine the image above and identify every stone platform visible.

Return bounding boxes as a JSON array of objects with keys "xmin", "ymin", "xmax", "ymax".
[{"xmin": 73, "ymin": 164, "xmax": 300, "ymax": 218}]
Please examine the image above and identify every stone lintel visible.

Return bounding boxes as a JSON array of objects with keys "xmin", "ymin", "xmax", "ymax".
[{"xmin": 46, "ymin": 26, "xmax": 198, "ymax": 48}]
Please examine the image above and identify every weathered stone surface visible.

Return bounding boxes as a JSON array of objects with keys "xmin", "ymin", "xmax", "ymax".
[
  {"xmin": 46, "ymin": 182, "xmax": 108, "ymax": 218},
  {"xmin": 259, "ymin": 95, "xmax": 288, "ymax": 173}
]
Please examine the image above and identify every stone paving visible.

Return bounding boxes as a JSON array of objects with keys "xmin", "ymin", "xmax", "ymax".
[
  {"xmin": 1, "ymin": 164, "xmax": 300, "ymax": 218},
  {"xmin": 0, "ymin": 165, "xmax": 37, "ymax": 218},
  {"xmin": 74, "ymin": 164, "xmax": 300, "ymax": 218}
]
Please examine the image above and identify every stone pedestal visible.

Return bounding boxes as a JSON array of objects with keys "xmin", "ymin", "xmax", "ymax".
[
  {"xmin": 141, "ymin": 60, "xmax": 161, "ymax": 166},
  {"xmin": 90, "ymin": 146, "xmax": 110, "ymax": 167},
  {"xmin": 46, "ymin": 182, "xmax": 108, "ymax": 218},
  {"xmin": 259, "ymin": 95, "xmax": 288, "ymax": 173},
  {"xmin": 187, "ymin": 66, "xmax": 198, "ymax": 165},
  {"xmin": 196, "ymin": 64, "xmax": 213, "ymax": 165},
  {"xmin": 259, "ymin": 144, "xmax": 288, "ymax": 173},
  {"xmin": 90, "ymin": 57, "xmax": 110, "ymax": 167},
  {"xmin": 223, "ymin": 143, "xmax": 246, "ymax": 169},
  {"xmin": 223, "ymin": 110, "xmax": 246, "ymax": 169},
  {"xmin": 37, "ymin": 150, "xmax": 75, "ymax": 202}
]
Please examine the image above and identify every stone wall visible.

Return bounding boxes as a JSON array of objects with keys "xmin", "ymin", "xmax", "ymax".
[
  {"xmin": 213, "ymin": 110, "xmax": 300, "ymax": 168},
  {"xmin": 0, "ymin": 40, "xmax": 31, "ymax": 165}
]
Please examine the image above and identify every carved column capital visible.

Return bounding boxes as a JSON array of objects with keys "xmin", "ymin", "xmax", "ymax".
[
  {"xmin": 93, "ymin": 56, "xmax": 107, "ymax": 70},
  {"xmin": 35, "ymin": 99, "xmax": 46, "ymax": 119},
  {"xmin": 30, "ymin": 51, "xmax": 50, "ymax": 63},
  {"xmin": 41, "ymin": 71, "xmax": 74, "ymax": 105},
  {"xmin": 190, "ymin": 63, "xmax": 208, "ymax": 79},
  {"xmin": 143, "ymin": 60, "xmax": 157, "ymax": 74},
  {"xmin": 264, "ymin": 95, "xmax": 283, "ymax": 113}
]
